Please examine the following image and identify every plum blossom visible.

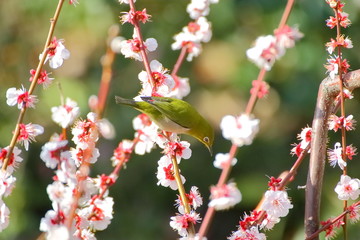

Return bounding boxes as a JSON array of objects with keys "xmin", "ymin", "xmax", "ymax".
[
  {"xmin": 72, "ymin": 112, "xmax": 99, "ymax": 149},
  {"xmin": 47, "ymin": 181, "xmax": 73, "ymax": 211},
  {"xmin": 208, "ymin": 182, "xmax": 242, "ymax": 210},
  {"xmin": 261, "ymin": 190, "xmax": 293, "ymax": 218},
  {"xmin": 0, "ymin": 171, "xmax": 16, "ymax": 198},
  {"xmin": 328, "ymin": 142, "xmax": 347, "ymax": 170},
  {"xmin": 78, "ymin": 197, "xmax": 114, "ymax": 231},
  {"xmin": 328, "ymin": 114, "xmax": 356, "ymax": 132},
  {"xmin": 120, "ymin": 35, "xmax": 157, "ymax": 61},
  {"xmin": 40, "ymin": 136, "xmax": 69, "ymax": 169},
  {"xmin": 334, "ymin": 175, "xmax": 360, "ymax": 201},
  {"xmin": 71, "ymin": 146, "xmax": 100, "ymax": 167},
  {"xmin": 326, "ymin": 35, "xmax": 353, "ymax": 54},
  {"xmin": 160, "ymin": 134, "xmax": 192, "ymax": 161},
  {"xmin": 213, "ymin": 153, "xmax": 237, "ymax": 169},
  {"xmin": 17, "ymin": 123, "xmax": 44, "ymax": 151},
  {"xmin": 121, "ymin": 8, "xmax": 150, "ymax": 25},
  {"xmin": 246, "ymin": 35, "xmax": 284, "ymax": 71},
  {"xmin": 172, "ymin": 32, "xmax": 203, "ymax": 62},
  {"xmin": 51, "ymin": 98, "xmax": 80, "ymax": 129},
  {"xmin": 132, "ymin": 114, "xmax": 158, "ymax": 155},
  {"xmin": 29, "ymin": 69, "xmax": 54, "ymax": 88},
  {"xmin": 111, "ymin": 139, "xmax": 133, "ymax": 167},
  {"xmin": 0, "ymin": 200, "xmax": 10, "ymax": 232},
  {"xmin": 6, "ymin": 86, "xmax": 38, "ymax": 109},
  {"xmin": 274, "ymin": 25, "xmax": 303, "ymax": 49},
  {"xmin": 0, "ymin": 146, "xmax": 23, "ymax": 174},
  {"xmin": 220, "ymin": 114, "xmax": 260, "ymax": 147},
  {"xmin": 228, "ymin": 226, "xmax": 266, "ymax": 240},
  {"xmin": 169, "ymin": 211, "xmax": 201, "ymax": 237},
  {"xmin": 138, "ymin": 60, "xmax": 175, "ymax": 97},
  {"xmin": 176, "ymin": 186, "xmax": 203, "ymax": 214},
  {"xmin": 40, "ymin": 37, "xmax": 70, "ymax": 69},
  {"xmin": 186, "ymin": 0, "xmax": 210, "ymax": 19},
  {"xmin": 167, "ymin": 76, "xmax": 191, "ymax": 99},
  {"xmin": 156, "ymin": 155, "xmax": 185, "ymax": 190}
]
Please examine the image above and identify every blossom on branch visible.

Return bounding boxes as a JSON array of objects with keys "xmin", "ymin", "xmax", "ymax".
[
  {"xmin": 6, "ymin": 86, "xmax": 38, "ymax": 109},
  {"xmin": 40, "ymin": 37, "xmax": 70, "ymax": 69},
  {"xmin": 51, "ymin": 98, "xmax": 80, "ymax": 129},
  {"xmin": 169, "ymin": 211, "xmax": 201, "ymax": 237},
  {"xmin": 17, "ymin": 123, "xmax": 44, "ymax": 151},
  {"xmin": 220, "ymin": 114, "xmax": 260, "ymax": 147},
  {"xmin": 334, "ymin": 175, "xmax": 360, "ymax": 201},
  {"xmin": 0, "ymin": 146, "xmax": 23, "ymax": 175},
  {"xmin": 208, "ymin": 182, "xmax": 242, "ymax": 210},
  {"xmin": 261, "ymin": 190, "xmax": 293, "ymax": 218}
]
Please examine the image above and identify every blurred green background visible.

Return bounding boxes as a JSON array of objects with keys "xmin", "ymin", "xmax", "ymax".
[{"xmin": 1, "ymin": 0, "xmax": 360, "ymax": 239}]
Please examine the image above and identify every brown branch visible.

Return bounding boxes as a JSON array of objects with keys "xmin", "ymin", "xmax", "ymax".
[{"xmin": 304, "ymin": 69, "xmax": 360, "ymax": 239}]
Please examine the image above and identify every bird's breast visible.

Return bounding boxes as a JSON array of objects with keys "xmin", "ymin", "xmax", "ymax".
[{"xmin": 155, "ymin": 116, "xmax": 189, "ymax": 134}]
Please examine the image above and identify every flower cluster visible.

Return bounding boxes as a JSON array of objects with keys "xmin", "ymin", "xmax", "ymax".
[
  {"xmin": 324, "ymin": 1, "xmax": 352, "ymax": 79},
  {"xmin": 171, "ymin": 0, "xmax": 216, "ymax": 62},
  {"xmin": 246, "ymin": 25, "xmax": 303, "ymax": 71},
  {"xmin": 1, "ymin": 34, "xmax": 70, "ymax": 233},
  {"xmin": 40, "ymin": 110, "xmax": 116, "ymax": 239},
  {"xmin": 220, "ymin": 114, "xmax": 260, "ymax": 147},
  {"xmin": 290, "ymin": 126, "xmax": 312, "ymax": 157}
]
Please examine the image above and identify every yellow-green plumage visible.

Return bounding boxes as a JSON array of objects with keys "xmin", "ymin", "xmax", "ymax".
[{"xmin": 115, "ymin": 96, "xmax": 214, "ymax": 154}]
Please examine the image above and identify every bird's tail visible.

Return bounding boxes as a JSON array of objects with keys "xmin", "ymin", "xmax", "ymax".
[{"xmin": 115, "ymin": 96, "xmax": 137, "ymax": 107}]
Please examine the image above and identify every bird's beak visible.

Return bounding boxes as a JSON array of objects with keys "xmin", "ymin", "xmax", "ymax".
[{"xmin": 207, "ymin": 145, "xmax": 213, "ymax": 156}]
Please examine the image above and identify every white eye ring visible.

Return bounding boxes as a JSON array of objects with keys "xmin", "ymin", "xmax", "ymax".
[{"xmin": 203, "ymin": 137, "xmax": 210, "ymax": 143}]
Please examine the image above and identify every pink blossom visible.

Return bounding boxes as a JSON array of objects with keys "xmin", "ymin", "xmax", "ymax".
[
  {"xmin": 176, "ymin": 186, "xmax": 203, "ymax": 214},
  {"xmin": 172, "ymin": 32, "xmax": 202, "ymax": 61},
  {"xmin": 187, "ymin": 0, "xmax": 210, "ymax": 19},
  {"xmin": 208, "ymin": 182, "xmax": 242, "ymax": 210},
  {"xmin": 39, "ymin": 210, "xmax": 67, "ymax": 237},
  {"xmin": 348, "ymin": 204, "xmax": 360, "ymax": 223},
  {"xmin": 169, "ymin": 211, "xmax": 201, "ymax": 237},
  {"xmin": 0, "ymin": 146, "xmax": 23, "ymax": 174},
  {"xmin": 213, "ymin": 153, "xmax": 237, "ymax": 169},
  {"xmin": 78, "ymin": 197, "xmax": 114, "ymax": 231},
  {"xmin": 246, "ymin": 35, "xmax": 284, "ymax": 71},
  {"xmin": 72, "ymin": 112, "xmax": 99, "ymax": 149},
  {"xmin": 52, "ymin": 98, "xmax": 80, "ymax": 129},
  {"xmin": 250, "ymin": 80, "xmax": 269, "ymax": 99},
  {"xmin": 328, "ymin": 114, "xmax": 356, "ymax": 132},
  {"xmin": 17, "ymin": 123, "xmax": 44, "ymax": 151},
  {"xmin": 47, "ymin": 181, "xmax": 73, "ymax": 211},
  {"xmin": 71, "ymin": 146, "xmax": 100, "ymax": 167},
  {"xmin": 111, "ymin": 139, "xmax": 133, "ymax": 167},
  {"xmin": 29, "ymin": 69, "xmax": 54, "ymax": 88},
  {"xmin": 121, "ymin": 8, "xmax": 150, "ymax": 25},
  {"xmin": 118, "ymin": 0, "xmax": 136, "ymax": 4},
  {"xmin": 40, "ymin": 137, "xmax": 69, "ymax": 169},
  {"xmin": 6, "ymin": 86, "xmax": 38, "ymax": 109},
  {"xmin": 0, "ymin": 200, "xmax": 10, "ymax": 232},
  {"xmin": 120, "ymin": 34, "xmax": 157, "ymax": 61},
  {"xmin": 138, "ymin": 60, "xmax": 175, "ymax": 97},
  {"xmin": 161, "ymin": 135, "xmax": 192, "ymax": 161},
  {"xmin": 40, "ymin": 37, "xmax": 70, "ymax": 69},
  {"xmin": 261, "ymin": 190, "xmax": 293, "ymax": 218},
  {"xmin": 220, "ymin": 114, "xmax": 259, "ymax": 147},
  {"xmin": 328, "ymin": 142, "xmax": 347, "ymax": 170},
  {"xmin": 0, "ymin": 171, "xmax": 16, "ymax": 197},
  {"xmin": 167, "ymin": 76, "xmax": 191, "ymax": 99},
  {"xmin": 334, "ymin": 175, "xmax": 360, "ymax": 201},
  {"xmin": 274, "ymin": 25, "xmax": 303, "ymax": 49},
  {"xmin": 156, "ymin": 155, "xmax": 185, "ymax": 190},
  {"xmin": 228, "ymin": 226, "xmax": 266, "ymax": 240}
]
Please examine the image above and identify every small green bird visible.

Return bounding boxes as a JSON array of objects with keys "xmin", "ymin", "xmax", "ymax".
[{"xmin": 115, "ymin": 96, "xmax": 214, "ymax": 154}]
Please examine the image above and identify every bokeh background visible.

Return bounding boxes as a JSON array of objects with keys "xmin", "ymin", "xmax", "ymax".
[{"xmin": 1, "ymin": 0, "xmax": 360, "ymax": 239}]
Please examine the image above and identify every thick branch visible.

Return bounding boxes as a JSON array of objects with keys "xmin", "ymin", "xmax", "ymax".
[{"xmin": 304, "ymin": 69, "xmax": 360, "ymax": 239}]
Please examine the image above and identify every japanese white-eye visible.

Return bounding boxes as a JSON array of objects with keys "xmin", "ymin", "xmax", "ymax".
[{"xmin": 115, "ymin": 96, "xmax": 214, "ymax": 155}]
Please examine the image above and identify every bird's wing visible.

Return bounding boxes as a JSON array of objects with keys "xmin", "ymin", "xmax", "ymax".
[{"xmin": 140, "ymin": 96, "xmax": 197, "ymax": 129}]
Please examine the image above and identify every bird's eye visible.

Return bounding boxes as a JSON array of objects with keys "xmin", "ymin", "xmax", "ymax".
[{"xmin": 203, "ymin": 137, "xmax": 209, "ymax": 143}]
